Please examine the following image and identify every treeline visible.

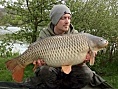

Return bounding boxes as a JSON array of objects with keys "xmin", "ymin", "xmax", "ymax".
[{"xmin": 0, "ymin": 0, "xmax": 118, "ymax": 74}]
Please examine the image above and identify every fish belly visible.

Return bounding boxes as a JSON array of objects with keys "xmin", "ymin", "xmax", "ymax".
[
  {"xmin": 48, "ymin": 53, "xmax": 87, "ymax": 67},
  {"xmin": 39, "ymin": 46, "xmax": 88, "ymax": 67}
]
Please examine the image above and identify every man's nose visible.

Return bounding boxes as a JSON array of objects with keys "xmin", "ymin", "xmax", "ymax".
[{"xmin": 65, "ymin": 18, "xmax": 70, "ymax": 24}]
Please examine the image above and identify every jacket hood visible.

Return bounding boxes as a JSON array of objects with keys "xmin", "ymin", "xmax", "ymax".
[{"xmin": 47, "ymin": 22, "xmax": 75, "ymax": 36}]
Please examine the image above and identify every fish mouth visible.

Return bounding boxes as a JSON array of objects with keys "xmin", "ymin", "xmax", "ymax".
[
  {"xmin": 101, "ymin": 40, "xmax": 109, "ymax": 48},
  {"xmin": 103, "ymin": 40, "xmax": 109, "ymax": 47},
  {"xmin": 105, "ymin": 40, "xmax": 108, "ymax": 45}
]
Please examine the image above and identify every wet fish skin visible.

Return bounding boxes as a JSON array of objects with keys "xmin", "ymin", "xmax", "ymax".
[{"xmin": 5, "ymin": 33, "xmax": 108, "ymax": 82}]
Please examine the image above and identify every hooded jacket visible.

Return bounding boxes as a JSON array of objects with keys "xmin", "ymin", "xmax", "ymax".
[{"xmin": 37, "ymin": 22, "xmax": 78, "ymax": 41}]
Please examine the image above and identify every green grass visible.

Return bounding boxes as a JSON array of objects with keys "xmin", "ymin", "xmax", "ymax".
[
  {"xmin": 0, "ymin": 56, "xmax": 118, "ymax": 88},
  {"xmin": 103, "ymin": 75, "xmax": 118, "ymax": 88},
  {"xmin": 0, "ymin": 56, "xmax": 34, "ymax": 82}
]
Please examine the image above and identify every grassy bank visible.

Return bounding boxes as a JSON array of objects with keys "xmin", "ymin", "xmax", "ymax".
[
  {"xmin": 0, "ymin": 56, "xmax": 34, "ymax": 82},
  {"xmin": 103, "ymin": 75, "xmax": 118, "ymax": 88},
  {"xmin": 0, "ymin": 56, "xmax": 117, "ymax": 88}
]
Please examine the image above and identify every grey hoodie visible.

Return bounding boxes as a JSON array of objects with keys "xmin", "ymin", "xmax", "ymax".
[{"xmin": 37, "ymin": 22, "xmax": 78, "ymax": 41}]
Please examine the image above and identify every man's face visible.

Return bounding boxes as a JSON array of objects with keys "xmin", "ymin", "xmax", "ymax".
[{"xmin": 55, "ymin": 14, "xmax": 71, "ymax": 34}]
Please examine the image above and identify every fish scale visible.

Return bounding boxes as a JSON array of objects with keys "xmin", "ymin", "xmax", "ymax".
[
  {"xmin": 5, "ymin": 33, "xmax": 108, "ymax": 82},
  {"xmin": 18, "ymin": 34, "xmax": 87, "ymax": 66},
  {"xmin": 39, "ymin": 34, "xmax": 88, "ymax": 66},
  {"xmin": 14, "ymin": 34, "xmax": 93, "ymax": 65}
]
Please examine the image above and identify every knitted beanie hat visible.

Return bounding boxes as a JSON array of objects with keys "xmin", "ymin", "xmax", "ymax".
[{"xmin": 49, "ymin": 4, "xmax": 71, "ymax": 25}]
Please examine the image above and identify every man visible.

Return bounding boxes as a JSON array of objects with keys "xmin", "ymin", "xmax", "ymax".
[
  {"xmin": 0, "ymin": 4, "xmax": 113, "ymax": 89},
  {"xmin": 33, "ymin": 4, "xmax": 92, "ymax": 89},
  {"xmin": 24, "ymin": 4, "xmax": 113, "ymax": 89}
]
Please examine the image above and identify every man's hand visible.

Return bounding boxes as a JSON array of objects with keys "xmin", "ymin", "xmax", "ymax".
[
  {"xmin": 33, "ymin": 59, "xmax": 46, "ymax": 71},
  {"xmin": 85, "ymin": 51, "xmax": 97, "ymax": 62},
  {"xmin": 85, "ymin": 53, "xmax": 91, "ymax": 61}
]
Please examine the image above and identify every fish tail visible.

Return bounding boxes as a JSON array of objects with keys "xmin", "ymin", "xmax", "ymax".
[{"xmin": 5, "ymin": 59, "xmax": 25, "ymax": 82}]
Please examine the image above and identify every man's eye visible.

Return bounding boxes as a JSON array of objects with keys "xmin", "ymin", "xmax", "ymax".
[
  {"xmin": 60, "ymin": 17, "xmax": 65, "ymax": 20},
  {"xmin": 68, "ymin": 17, "xmax": 71, "ymax": 19},
  {"xmin": 60, "ymin": 17, "xmax": 71, "ymax": 20}
]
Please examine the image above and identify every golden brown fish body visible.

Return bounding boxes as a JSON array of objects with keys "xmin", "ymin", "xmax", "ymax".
[
  {"xmin": 18, "ymin": 34, "xmax": 89, "ymax": 66},
  {"xmin": 6, "ymin": 33, "xmax": 108, "ymax": 82}
]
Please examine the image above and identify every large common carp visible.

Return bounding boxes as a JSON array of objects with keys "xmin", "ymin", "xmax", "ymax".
[{"xmin": 5, "ymin": 33, "xmax": 108, "ymax": 82}]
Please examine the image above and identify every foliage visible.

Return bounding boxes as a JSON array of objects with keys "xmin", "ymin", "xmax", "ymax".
[
  {"xmin": 103, "ymin": 75, "xmax": 118, "ymax": 88},
  {"xmin": 0, "ymin": 39, "xmax": 13, "ymax": 57},
  {"xmin": 0, "ymin": 0, "xmax": 62, "ymax": 43},
  {"xmin": 66, "ymin": 0, "xmax": 118, "ymax": 65},
  {"xmin": 90, "ymin": 54, "xmax": 118, "ymax": 75}
]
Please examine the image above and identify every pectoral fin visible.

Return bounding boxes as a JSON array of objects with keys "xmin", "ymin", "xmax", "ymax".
[
  {"xmin": 90, "ymin": 56, "xmax": 95, "ymax": 65},
  {"xmin": 62, "ymin": 65, "xmax": 72, "ymax": 74},
  {"xmin": 89, "ymin": 51, "xmax": 97, "ymax": 65}
]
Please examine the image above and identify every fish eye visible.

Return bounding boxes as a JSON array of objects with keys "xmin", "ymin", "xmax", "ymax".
[
  {"xmin": 100, "ymin": 39, "xmax": 103, "ymax": 41},
  {"xmin": 99, "ymin": 38, "xmax": 103, "ymax": 42}
]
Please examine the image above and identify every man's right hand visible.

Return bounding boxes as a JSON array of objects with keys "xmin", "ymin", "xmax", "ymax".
[{"xmin": 33, "ymin": 59, "xmax": 46, "ymax": 72}]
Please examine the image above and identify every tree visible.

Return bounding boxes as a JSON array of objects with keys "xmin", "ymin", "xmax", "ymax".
[
  {"xmin": 66, "ymin": 0, "xmax": 118, "ymax": 64},
  {"xmin": 0, "ymin": 0, "xmax": 62, "ymax": 43}
]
